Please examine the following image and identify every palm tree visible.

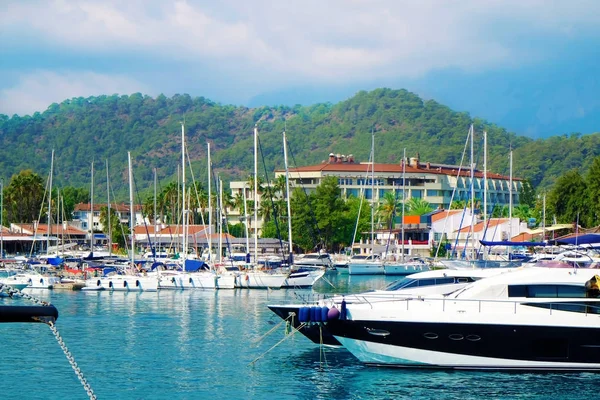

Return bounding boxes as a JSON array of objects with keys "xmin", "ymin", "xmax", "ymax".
[
  {"xmin": 377, "ymin": 192, "xmax": 400, "ymax": 229},
  {"xmin": 406, "ymin": 198, "xmax": 433, "ymax": 216},
  {"xmin": 5, "ymin": 170, "xmax": 45, "ymax": 223},
  {"xmin": 160, "ymin": 182, "xmax": 179, "ymax": 224},
  {"xmin": 450, "ymin": 200, "xmax": 466, "ymax": 210},
  {"xmin": 513, "ymin": 204, "xmax": 533, "ymax": 222}
]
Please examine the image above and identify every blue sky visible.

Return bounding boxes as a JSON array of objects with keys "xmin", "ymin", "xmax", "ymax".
[{"xmin": 1, "ymin": 0, "xmax": 599, "ymax": 138}]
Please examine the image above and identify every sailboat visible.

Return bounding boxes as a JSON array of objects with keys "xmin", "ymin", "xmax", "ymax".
[
  {"xmin": 234, "ymin": 124, "xmax": 287, "ymax": 289},
  {"xmin": 280, "ymin": 129, "xmax": 325, "ymax": 288},
  {"xmin": 382, "ymin": 148, "xmax": 430, "ymax": 275},
  {"xmin": 348, "ymin": 130, "xmax": 385, "ymax": 275},
  {"xmin": 83, "ymin": 153, "xmax": 159, "ymax": 291},
  {"xmin": 158, "ymin": 124, "xmax": 235, "ymax": 290}
]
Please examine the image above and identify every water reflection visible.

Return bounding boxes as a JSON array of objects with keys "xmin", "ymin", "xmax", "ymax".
[{"xmin": 2, "ymin": 277, "xmax": 600, "ymax": 399}]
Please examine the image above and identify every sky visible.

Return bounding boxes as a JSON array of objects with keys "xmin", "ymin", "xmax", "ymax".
[{"xmin": 1, "ymin": 0, "xmax": 599, "ymax": 138}]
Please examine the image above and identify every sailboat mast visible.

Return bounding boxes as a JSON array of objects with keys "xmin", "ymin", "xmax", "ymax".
[
  {"xmin": 253, "ymin": 124, "xmax": 258, "ymax": 264},
  {"xmin": 181, "ymin": 122, "xmax": 187, "ymax": 265},
  {"xmin": 370, "ymin": 129, "xmax": 375, "ymax": 257},
  {"xmin": 283, "ymin": 130, "xmax": 293, "ymax": 260},
  {"xmin": 483, "ymin": 131, "xmax": 487, "ymax": 226},
  {"xmin": 128, "ymin": 152, "xmax": 134, "ymax": 268},
  {"xmin": 470, "ymin": 124, "xmax": 475, "ymax": 260},
  {"xmin": 153, "ymin": 167, "xmax": 157, "ymax": 258},
  {"xmin": 47, "ymin": 149, "xmax": 54, "ymax": 254},
  {"xmin": 90, "ymin": 160, "xmax": 94, "ymax": 256},
  {"xmin": 56, "ymin": 190, "xmax": 60, "ymax": 255},
  {"xmin": 107, "ymin": 160, "xmax": 112, "ymax": 257},
  {"xmin": 401, "ymin": 148, "xmax": 406, "ymax": 261},
  {"xmin": 219, "ymin": 177, "xmax": 223, "ymax": 262},
  {"xmin": 207, "ymin": 142, "xmax": 212, "ymax": 261},
  {"xmin": 243, "ymin": 182, "xmax": 249, "ymax": 256},
  {"xmin": 508, "ymin": 150, "xmax": 513, "ymax": 258}
]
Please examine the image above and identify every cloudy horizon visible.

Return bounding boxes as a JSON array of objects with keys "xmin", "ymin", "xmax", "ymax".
[{"xmin": 1, "ymin": 0, "xmax": 599, "ymax": 137}]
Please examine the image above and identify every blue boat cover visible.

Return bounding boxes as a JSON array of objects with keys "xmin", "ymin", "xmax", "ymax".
[
  {"xmin": 47, "ymin": 257, "xmax": 64, "ymax": 265},
  {"xmin": 479, "ymin": 240, "xmax": 546, "ymax": 247},
  {"xmin": 184, "ymin": 259, "xmax": 208, "ymax": 272},
  {"xmin": 554, "ymin": 234, "xmax": 600, "ymax": 246}
]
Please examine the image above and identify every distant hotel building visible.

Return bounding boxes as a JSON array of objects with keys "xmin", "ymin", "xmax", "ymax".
[{"xmin": 228, "ymin": 152, "xmax": 522, "ymax": 236}]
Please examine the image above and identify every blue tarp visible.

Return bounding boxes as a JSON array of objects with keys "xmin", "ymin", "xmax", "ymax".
[
  {"xmin": 47, "ymin": 257, "xmax": 64, "ymax": 266},
  {"xmin": 184, "ymin": 259, "xmax": 208, "ymax": 272},
  {"xmin": 479, "ymin": 240, "xmax": 546, "ymax": 247},
  {"xmin": 554, "ymin": 234, "xmax": 600, "ymax": 246}
]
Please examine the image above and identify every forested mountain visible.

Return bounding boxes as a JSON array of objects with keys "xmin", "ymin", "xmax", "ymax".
[{"xmin": 1, "ymin": 88, "xmax": 599, "ymax": 201}]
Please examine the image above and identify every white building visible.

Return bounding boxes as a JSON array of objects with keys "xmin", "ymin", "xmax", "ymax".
[
  {"xmin": 72, "ymin": 202, "xmax": 144, "ymax": 232},
  {"xmin": 228, "ymin": 152, "xmax": 523, "ymax": 237}
]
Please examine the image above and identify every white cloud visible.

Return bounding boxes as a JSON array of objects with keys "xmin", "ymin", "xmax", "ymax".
[
  {"xmin": 0, "ymin": 71, "xmax": 152, "ymax": 116},
  {"xmin": 1, "ymin": 0, "xmax": 599, "ymax": 102}
]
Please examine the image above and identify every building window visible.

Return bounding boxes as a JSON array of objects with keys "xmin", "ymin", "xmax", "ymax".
[
  {"xmin": 412, "ymin": 190, "xmax": 423, "ymax": 199},
  {"xmin": 427, "ymin": 190, "xmax": 438, "ymax": 197}
]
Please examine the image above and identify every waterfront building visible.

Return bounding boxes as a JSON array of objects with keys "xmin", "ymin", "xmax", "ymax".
[
  {"xmin": 72, "ymin": 202, "xmax": 144, "ymax": 232},
  {"xmin": 228, "ymin": 152, "xmax": 523, "ymax": 238}
]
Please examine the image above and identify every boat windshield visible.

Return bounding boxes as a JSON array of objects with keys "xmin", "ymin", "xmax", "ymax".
[{"xmin": 384, "ymin": 276, "xmax": 475, "ymax": 291}]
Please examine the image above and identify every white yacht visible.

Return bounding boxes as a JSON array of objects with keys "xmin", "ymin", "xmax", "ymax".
[
  {"xmin": 326, "ymin": 266, "xmax": 600, "ymax": 370},
  {"xmin": 268, "ymin": 267, "xmax": 514, "ymax": 346}
]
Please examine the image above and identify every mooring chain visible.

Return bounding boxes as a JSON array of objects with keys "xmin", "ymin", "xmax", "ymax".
[
  {"xmin": 0, "ymin": 282, "xmax": 50, "ymax": 305},
  {"xmin": 47, "ymin": 321, "xmax": 97, "ymax": 400},
  {"xmin": 1, "ymin": 282, "xmax": 97, "ymax": 399}
]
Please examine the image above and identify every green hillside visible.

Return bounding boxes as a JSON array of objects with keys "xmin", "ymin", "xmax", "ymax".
[{"xmin": 1, "ymin": 88, "xmax": 599, "ymax": 200}]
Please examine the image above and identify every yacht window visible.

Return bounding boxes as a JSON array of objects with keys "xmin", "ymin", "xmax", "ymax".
[
  {"xmin": 433, "ymin": 278, "xmax": 455, "ymax": 285},
  {"xmin": 385, "ymin": 278, "xmax": 418, "ymax": 291},
  {"xmin": 456, "ymin": 277, "xmax": 474, "ymax": 283},
  {"xmin": 508, "ymin": 284, "xmax": 587, "ymax": 298},
  {"xmin": 418, "ymin": 279, "xmax": 436, "ymax": 287}
]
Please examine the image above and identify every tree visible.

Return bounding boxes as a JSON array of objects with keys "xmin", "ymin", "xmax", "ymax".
[
  {"xmin": 586, "ymin": 156, "xmax": 600, "ymax": 227},
  {"xmin": 519, "ymin": 180, "xmax": 536, "ymax": 208},
  {"xmin": 405, "ymin": 198, "xmax": 433, "ymax": 216},
  {"xmin": 313, "ymin": 176, "xmax": 348, "ymax": 251},
  {"xmin": 450, "ymin": 200, "xmax": 466, "ymax": 210},
  {"xmin": 4, "ymin": 170, "xmax": 45, "ymax": 223},
  {"xmin": 99, "ymin": 206, "xmax": 129, "ymax": 248},
  {"xmin": 547, "ymin": 169, "xmax": 587, "ymax": 225},
  {"xmin": 61, "ymin": 186, "xmax": 90, "ymax": 219},
  {"xmin": 512, "ymin": 204, "xmax": 533, "ymax": 223},
  {"xmin": 377, "ymin": 192, "xmax": 400, "ymax": 229}
]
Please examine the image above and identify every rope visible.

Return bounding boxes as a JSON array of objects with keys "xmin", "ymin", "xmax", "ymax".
[
  {"xmin": 248, "ymin": 322, "xmax": 307, "ymax": 366},
  {"xmin": 319, "ymin": 324, "xmax": 329, "ymax": 369},
  {"xmin": 253, "ymin": 312, "xmax": 296, "ymax": 345}
]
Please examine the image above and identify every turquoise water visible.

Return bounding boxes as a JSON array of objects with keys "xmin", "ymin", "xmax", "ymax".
[{"xmin": 1, "ymin": 273, "xmax": 598, "ymax": 400}]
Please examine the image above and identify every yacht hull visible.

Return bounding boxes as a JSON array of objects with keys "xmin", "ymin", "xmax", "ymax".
[
  {"xmin": 282, "ymin": 269, "xmax": 325, "ymax": 288},
  {"xmin": 85, "ymin": 275, "xmax": 159, "ymax": 292},
  {"xmin": 235, "ymin": 272, "xmax": 286, "ymax": 289},
  {"xmin": 159, "ymin": 272, "xmax": 235, "ymax": 290},
  {"xmin": 267, "ymin": 304, "xmax": 341, "ymax": 346},
  {"xmin": 329, "ymin": 319, "xmax": 600, "ymax": 370},
  {"xmin": 348, "ymin": 263, "xmax": 384, "ymax": 275}
]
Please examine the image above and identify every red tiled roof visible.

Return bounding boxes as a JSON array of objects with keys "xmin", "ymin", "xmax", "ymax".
[
  {"xmin": 74, "ymin": 202, "xmax": 142, "ymax": 212},
  {"xmin": 431, "ymin": 209, "xmax": 463, "ymax": 222},
  {"xmin": 134, "ymin": 224, "xmax": 210, "ymax": 235},
  {"xmin": 280, "ymin": 161, "xmax": 517, "ymax": 181},
  {"xmin": 456, "ymin": 218, "xmax": 509, "ymax": 233},
  {"xmin": 11, "ymin": 223, "xmax": 86, "ymax": 235}
]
